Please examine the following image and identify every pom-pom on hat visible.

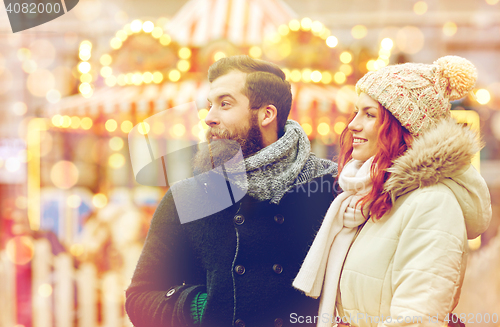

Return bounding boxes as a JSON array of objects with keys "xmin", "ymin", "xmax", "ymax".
[{"xmin": 355, "ymin": 55, "xmax": 477, "ymax": 136}]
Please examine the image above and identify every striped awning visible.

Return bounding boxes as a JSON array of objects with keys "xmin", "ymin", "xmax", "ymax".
[{"xmin": 164, "ymin": 0, "xmax": 297, "ymax": 46}]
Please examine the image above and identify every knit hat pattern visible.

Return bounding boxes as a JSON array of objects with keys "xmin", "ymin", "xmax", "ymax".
[{"xmin": 355, "ymin": 56, "xmax": 477, "ymax": 136}]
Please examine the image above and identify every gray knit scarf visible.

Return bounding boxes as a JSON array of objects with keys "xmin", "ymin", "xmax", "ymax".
[{"xmin": 228, "ymin": 120, "xmax": 338, "ymax": 204}]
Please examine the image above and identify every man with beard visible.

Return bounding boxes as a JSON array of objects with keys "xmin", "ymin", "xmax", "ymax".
[{"xmin": 126, "ymin": 56, "xmax": 338, "ymax": 327}]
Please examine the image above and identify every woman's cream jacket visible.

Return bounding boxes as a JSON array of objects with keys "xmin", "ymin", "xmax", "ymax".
[{"xmin": 337, "ymin": 119, "xmax": 492, "ymax": 327}]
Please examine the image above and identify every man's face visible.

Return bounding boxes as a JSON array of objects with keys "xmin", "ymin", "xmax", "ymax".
[{"xmin": 205, "ymin": 70, "xmax": 263, "ymax": 157}]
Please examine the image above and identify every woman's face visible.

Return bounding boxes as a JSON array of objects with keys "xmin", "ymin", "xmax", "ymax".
[{"xmin": 348, "ymin": 92, "xmax": 380, "ymax": 161}]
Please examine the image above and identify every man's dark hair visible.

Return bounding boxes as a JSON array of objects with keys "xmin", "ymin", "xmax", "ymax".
[{"xmin": 208, "ymin": 55, "xmax": 292, "ymax": 134}]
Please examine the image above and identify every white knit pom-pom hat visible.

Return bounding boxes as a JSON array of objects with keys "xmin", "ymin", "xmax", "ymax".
[{"xmin": 355, "ymin": 55, "xmax": 477, "ymax": 136}]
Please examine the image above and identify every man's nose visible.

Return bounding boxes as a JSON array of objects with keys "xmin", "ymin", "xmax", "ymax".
[{"xmin": 204, "ymin": 108, "xmax": 219, "ymax": 126}]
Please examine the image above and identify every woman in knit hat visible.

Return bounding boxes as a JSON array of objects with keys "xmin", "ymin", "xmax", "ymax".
[{"xmin": 293, "ymin": 56, "xmax": 492, "ymax": 327}]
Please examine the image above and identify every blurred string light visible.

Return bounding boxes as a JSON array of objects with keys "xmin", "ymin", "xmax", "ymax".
[
  {"xmin": 96, "ymin": 21, "xmax": 188, "ymax": 90},
  {"xmin": 443, "ymin": 22, "xmax": 457, "ymax": 36},
  {"xmin": 413, "ymin": 1, "xmax": 428, "ymax": 15},
  {"xmin": 351, "ymin": 25, "xmax": 367, "ymax": 39},
  {"xmin": 366, "ymin": 38, "xmax": 394, "ymax": 72},
  {"xmin": 78, "ymin": 40, "xmax": 93, "ymax": 98},
  {"xmin": 475, "ymin": 89, "xmax": 491, "ymax": 105}
]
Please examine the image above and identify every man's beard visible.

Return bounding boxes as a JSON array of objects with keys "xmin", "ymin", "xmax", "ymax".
[{"xmin": 192, "ymin": 113, "xmax": 264, "ymax": 174}]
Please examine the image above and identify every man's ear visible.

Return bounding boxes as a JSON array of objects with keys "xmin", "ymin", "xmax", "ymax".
[{"xmin": 260, "ymin": 104, "xmax": 278, "ymax": 128}]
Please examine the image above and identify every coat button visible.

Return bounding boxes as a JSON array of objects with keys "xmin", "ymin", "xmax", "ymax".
[
  {"xmin": 274, "ymin": 214, "xmax": 284, "ymax": 224},
  {"xmin": 274, "ymin": 318, "xmax": 283, "ymax": 327},
  {"xmin": 234, "ymin": 265, "xmax": 245, "ymax": 275},
  {"xmin": 165, "ymin": 288, "xmax": 176, "ymax": 297},
  {"xmin": 235, "ymin": 319, "xmax": 245, "ymax": 327},
  {"xmin": 234, "ymin": 214, "xmax": 245, "ymax": 225},
  {"xmin": 272, "ymin": 264, "xmax": 283, "ymax": 274}
]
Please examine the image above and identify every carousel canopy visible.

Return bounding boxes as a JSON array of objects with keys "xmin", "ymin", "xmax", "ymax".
[{"xmin": 164, "ymin": 0, "xmax": 297, "ymax": 46}]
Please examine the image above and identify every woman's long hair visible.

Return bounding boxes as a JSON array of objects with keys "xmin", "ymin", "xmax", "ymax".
[{"xmin": 337, "ymin": 103, "xmax": 413, "ymax": 220}]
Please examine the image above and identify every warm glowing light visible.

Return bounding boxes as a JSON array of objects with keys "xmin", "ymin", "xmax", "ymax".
[
  {"xmin": 153, "ymin": 72, "xmax": 163, "ymax": 84},
  {"xmin": 397, "ymin": 26, "xmax": 425, "ymax": 54},
  {"xmin": 366, "ymin": 60, "xmax": 376, "ymax": 71},
  {"xmin": 100, "ymin": 66, "xmax": 112, "ymax": 78},
  {"xmin": 321, "ymin": 71, "xmax": 332, "ymax": 84},
  {"xmin": 17, "ymin": 48, "xmax": 31, "ymax": 61},
  {"xmin": 169, "ymin": 69, "xmax": 181, "ymax": 82},
  {"xmin": 249, "ymin": 46, "xmax": 262, "ymax": 58},
  {"xmin": 311, "ymin": 21, "xmax": 323, "ymax": 34},
  {"xmin": 6, "ymin": 236, "xmax": 34, "ymax": 265},
  {"xmin": 351, "ymin": 25, "xmax": 367, "ymax": 39},
  {"xmin": 282, "ymin": 68, "xmax": 290, "ymax": 81},
  {"xmin": 171, "ymin": 123, "xmax": 186, "ymax": 137},
  {"xmin": 301, "ymin": 69, "xmax": 312, "ymax": 83},
  {"xmin": 110, "ymin": 38, "xmax": 122, "ymax": 49},
  {"xmin": 475, "ymin": 89, "xmax": 491, "ymax": 105},
  {"xmin": 381, "ymin": 38, "xmax": 394, "ymax": 50},
  {"xmin": 334, "ymin": 72, "xmax": 347, "ymax": 84},
  {"xmin": 142, "ymin": 72, "xmax": 153, "ymax": 84},
  {"xmin": 152, "ymin": 27, "xmax": 163, "ymax": 38},
  {"xmin": 130, "ymin": 20, "xmax": 143, "ymax": 33},
  {"xmin": 79, "ymin": 48, "xmax": 91, "ymax": 61},
  {"xmin": 177, "ymin": 60, "xmax": 190, "ymax": 72},
  {"xmin": 79, "ymin": 83, "xmax": 92, "ymax": 94},
  {"xmin": 109, "ymin": 137, "xmax": 124, "ymax": 151},
  {"xmin": 339, "ymin": 64, "xmax": 353, "ymax": 76},
  {"xmin": 160, "ymin": 35, "xmax": 171, "ymax": 46},
  {"xmin": 80, "ymin": 40, "xmax": 92, "ymax": 50},
  {"xmin": 320, "ymin": 28, "xmax": 331, "ymax": 39},
  {"xmin": 70, "ymin": 244, "xmax": 85, "ymax": 257},
  {"xmin": 60, "ymin": 116, "xmax": 71, "ymax": 128},
  {"xmin": 100, "ymin": 54, "xmax": 112, "ymax": 66},
  {"xmin": 317, "ymin": 122, "xmax": 330, "ymax": 136},
  {"xmin": 80, "ymin": 73, "xmax": 92, "ymax": 83},
  {"xmin": 300, "ymin": 17, "xmax": 312, "ymax": 31},
  {"xmin": 443, "ymin": 22, "xmax": 457, "ymax": 36},
  {"xmin": 301, "ymin": 123, "xmax": 313, "ymax": 136},
  {"xmin": 486, "ymin": 0, "xmax": 500, "ymax": 4},
  {"xmin": 138, "ymin": 122, "xmax": 151, "ymax": 135},
  {"xmin": 142, "ymin": 21, "xmax": 154, "ymax": 33},
  {"xmin": 51, "ymin": 161, "xmax": 79, "ymax": 189},
  {"xmin": 105, "ymin": 119, "xmax": 118, "ymax": 132},
  {"xmin": 67, "ymin": 194, "xmax": 82, "ymax": 208},
  {"xmin": 70, "ymin": 116, "xmax": 81, "ymax": 129},
  {"xmin": 46, "ymin": 89, "xmax": 61, "ymax": 104},
  {"xmin": 22, "ymin": 60, "xmax": 37, "ymax": 74},
  {"xmin": 311, "ymin": 71, "xmax": 322, "ymax": 83},
  {"xmin": 116, "ymin": 30, "xmax": 128, "ymax": 41},
  {"xmin": 81, "ymin": 117, "xmax": 93, "ymax": 130},
  {"xmin": 179, "ymin": 47, "xmax": 192, "ymax": 59},
  {"xmin": 334, "ymin": 121, "xmax": 346, "ymax": 135},
  {"xmin": 37, "ymin": 283, "xmax": 52, "ymax": 298},
  {"xmin": 214, "ymin": 52, "xmax": 226, "ymax": 61},
  {"xmin": 78, "ymin": 62, "xmax": 91, "ymax": 74},
  {"xmin": 109, "ymin": 153, "xmax": 125, "ymax": 168},
  {"xmin": 278, "ymin": 24, "xmax": 289, "ymax": 36},
  {"xmin": 198, "ymin": 109, "xmax": 209, "ymax": 120},
  {"xmin": 413, "ymin": 1, "xmax": 428, "ymax": 15},
  {"xmin": 340, "ymin": 51, "xmax": 352, "ymax": 64},
  {"xmin": 132, "ymin": 73, "xmax": 143, "ymax": 85},
  {"xmin": 92, "ymin": 193, "xmax": 108, "ymax": 208},
  {"xmin": 326, "ymin": 36, "xmax": 338, "ymax": 48},
  {"xmin": 468, "ymin": 235, "xmax": 481, "ymax": 250},
  {"xmin": 121, "ymin": 120, "xmax": 133, "ymax": 133},
  {"xmin": 52, "ymin": 114, "xmax": 62, "ymax": 127},
  {"xmin": 289, "ymin": 19, "xmax": 300, "ymax": 31},
  {"xmin": 290, "ymin": 69, "xmax": 301, "ymax": 83}
]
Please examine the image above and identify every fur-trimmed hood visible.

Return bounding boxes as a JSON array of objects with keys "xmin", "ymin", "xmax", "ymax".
[{"xmin": 384, "ymin": 118, "xmax": 492, "ymax": 239}]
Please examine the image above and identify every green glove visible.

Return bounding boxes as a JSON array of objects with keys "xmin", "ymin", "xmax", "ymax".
[{"xmin": 190, "ymin": 292, "xmax": 207, "ymax": 325}]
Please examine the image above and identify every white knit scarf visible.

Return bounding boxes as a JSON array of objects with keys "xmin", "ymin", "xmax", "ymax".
[{"xmin": 293, "ymin": 157, "xmax": 374, "ymax": 327}]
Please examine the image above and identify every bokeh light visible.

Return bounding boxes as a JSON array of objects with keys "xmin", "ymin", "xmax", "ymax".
[
  {"xmin": 11, "ymin": 102, "xmax": 27, "ymax": 116},
  {"xmin": 397, "ymin": 26, "xmax": 425, "ymax": 54},
  {"xmin": 81, "ymin": 117, "xmax": 93, "ymax": 130},
  {"xmin": 317, "ymin": 123, "xmax": 330, "ymax": 136},
  {"xmin": 109, "ymin": 153, "xmax": 125, "ymax": 168},
  {"xmin": 138, "ymin": 122, "xmax": 151, "ymax": 135},
  {"xmin": 27, "ymin": 69, "xmax": 55, "ymax": 97},
  {"xmin": 105, "ymin": 119, "xmax": 118, "ymax": 132},
  {"xmin": 326, "ymin": 36, "xmax": 338, "ymax": 48},
  {"xmin": 142, "ymin": 21, "xmax": 154, "ymax": 33},
  {"xmin": 179, "ymin": 47, "xmax": 191, "ymax": 59},
  {"xmin": 443, "ymin": 22, "xmax": 457, "ymax": 36},
  {"xmin": 109, "ymin": 137, "xmax": 124, "ymax": 151},
  {"xmin": 100, "ymin": 54, "xmax": 112, "ymax": 66},
  {"xmin": 121, "ymin": 120, "xmax": 133, "ymax": 133},
  {"xmin": 6, "ymin": 236, "xmax": 34, "ymax": 265},
  {"xmin": 413, "ymin": 1, "xmax": 428, "ymax": 15},
  {"xmin": 301, "ymin": 123, "xmax": 313, "ymax": 136},
  {"xmin": 67, "ymin": 194, "xmax": 82, "ymax": 208},
  {"xmin": 92, "ymin": 193, "xmax": 108, "ymax": 208},
  {"xmin": 249, "ymin": 46, "xmax": 262, "ymax": 58},
  {"xmin": 51, "ymin": 161, "xmax": 79, "ymax": 189},
  {"xmin": 340, "ymin": 52, "xmax": 353, "ymax": 64},
  {"xmin": 475, "ymin": 89, "xmax": 491, "ymax": 105},
  {"xmin": 351, "ymin": 25, "xmax": 367, "ymax": 39}
]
